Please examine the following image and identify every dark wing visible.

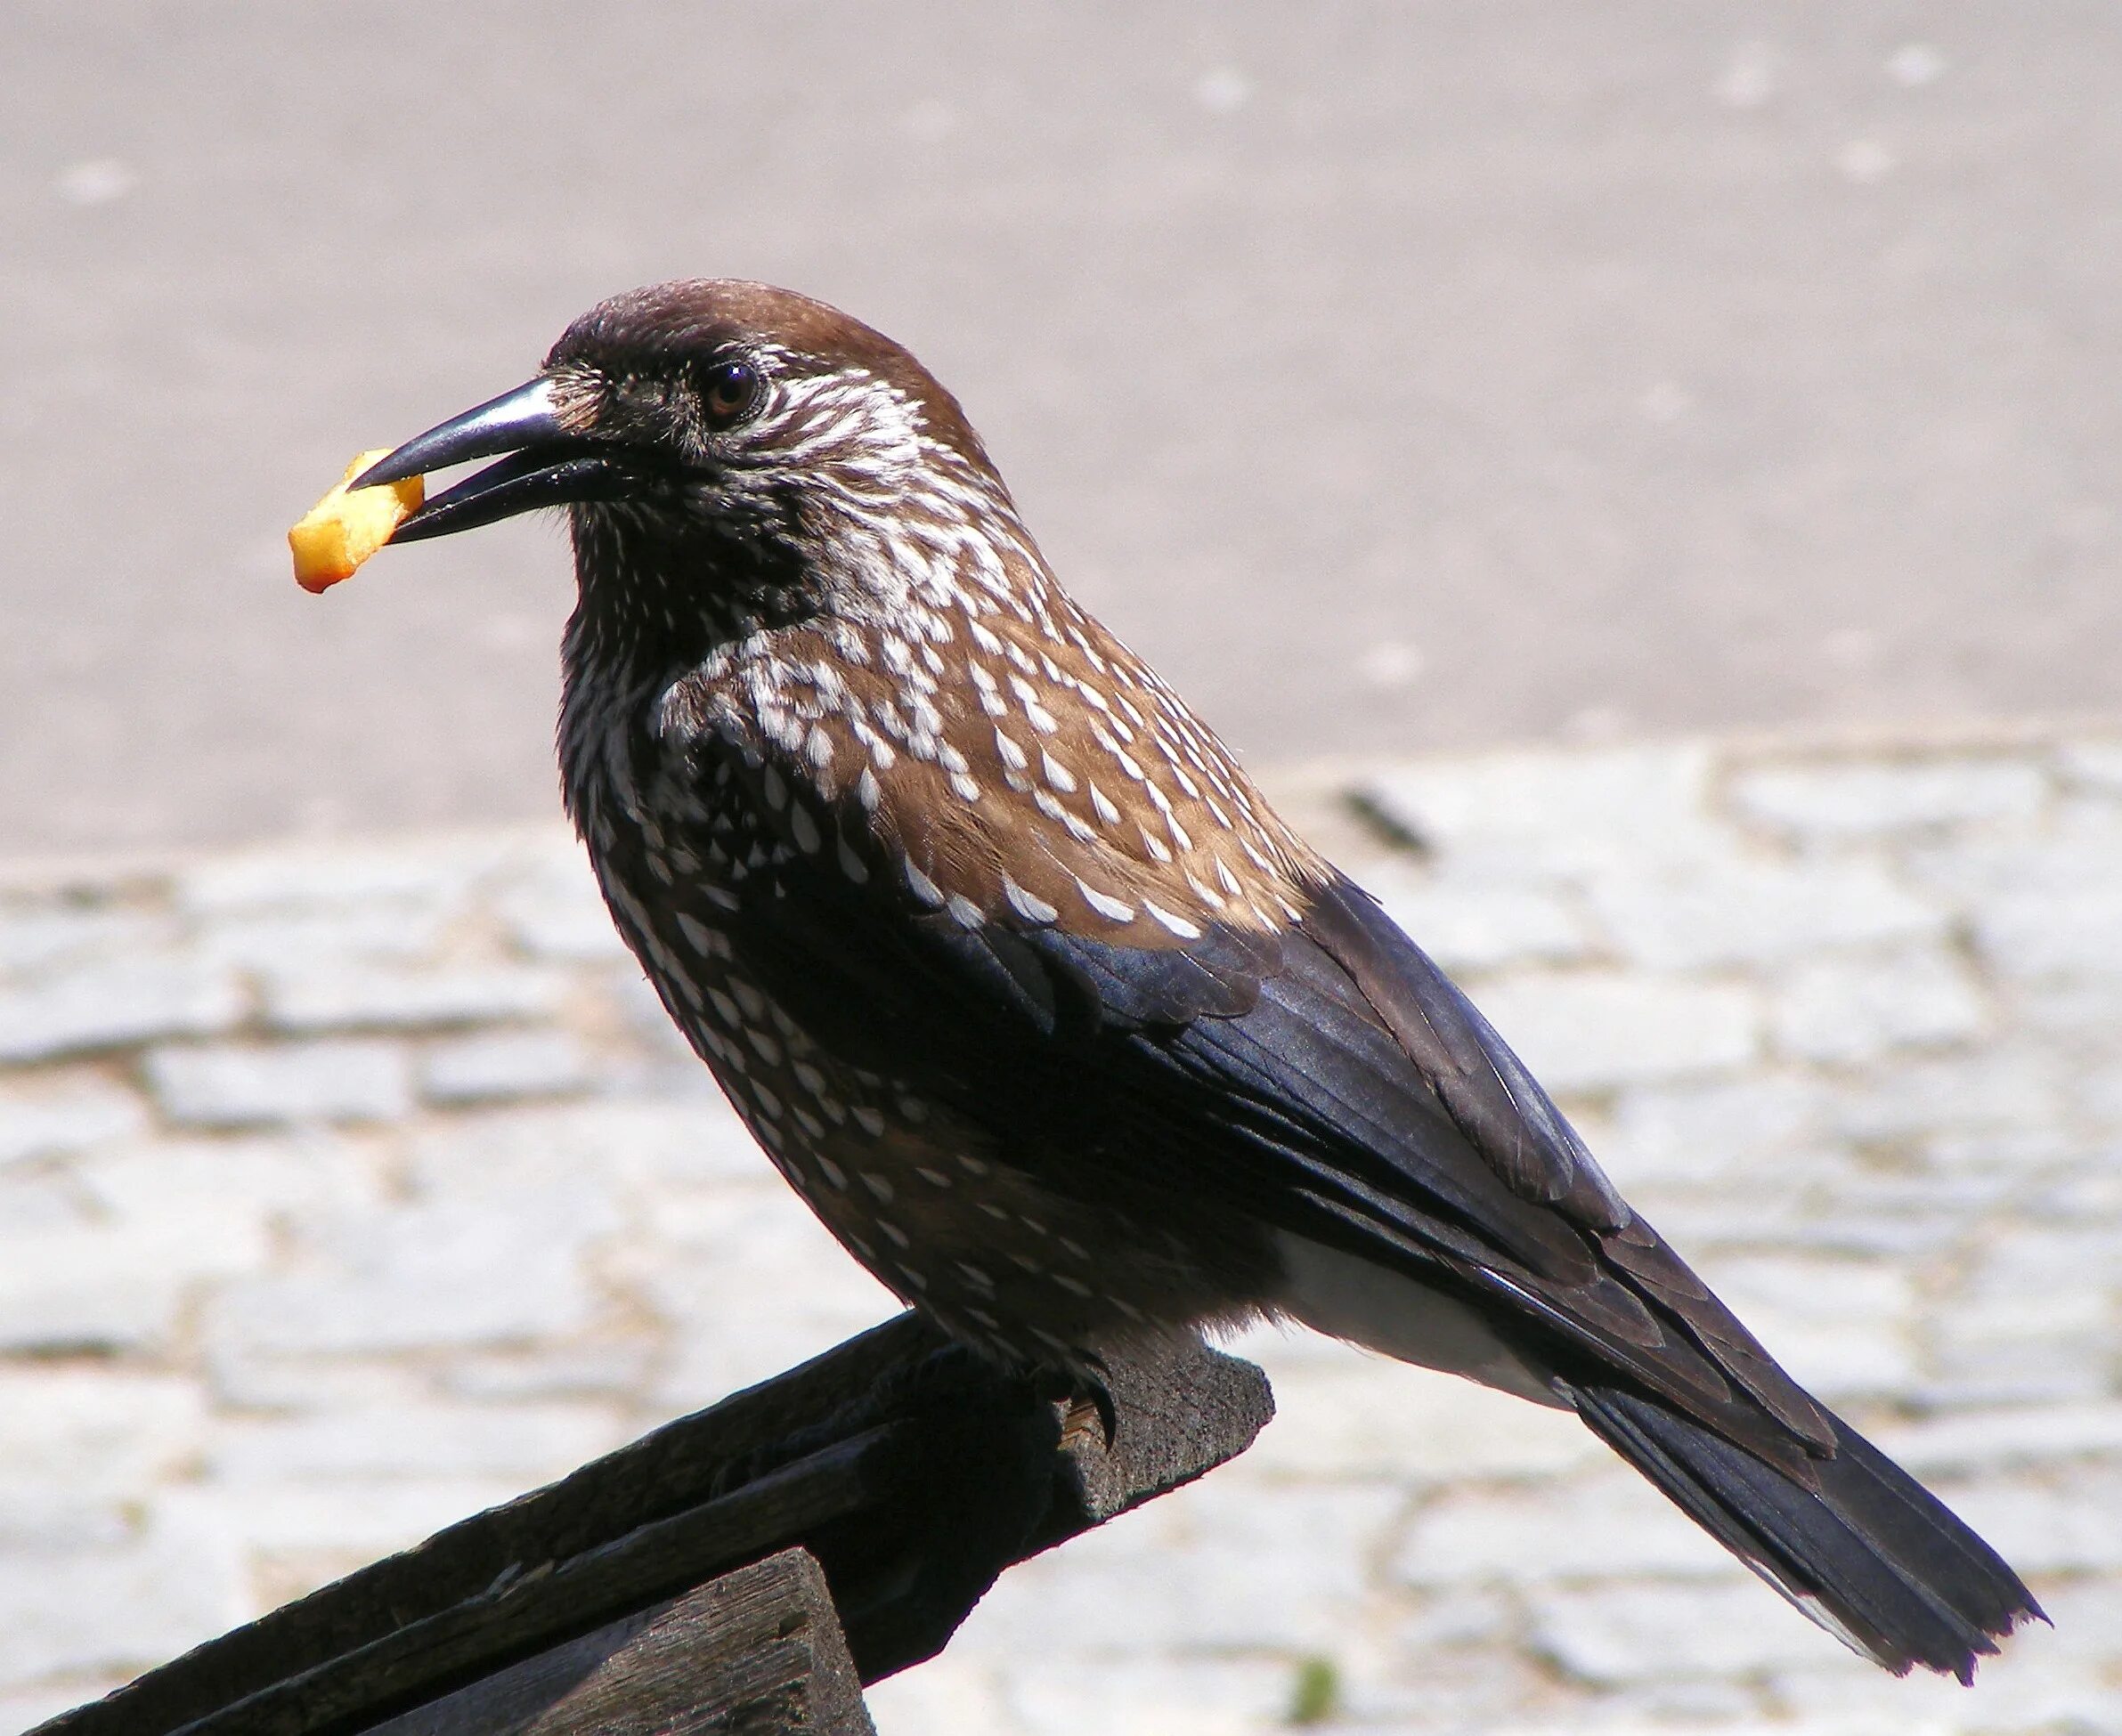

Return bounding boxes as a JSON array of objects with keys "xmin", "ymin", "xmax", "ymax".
[
  {"xmin": 701, "ymin": 773, "xmax": 1833, "ymax": 1467},
  {"xmin": 689, "ymin": 770, "xmax": 2041, "ymax": 1675}
]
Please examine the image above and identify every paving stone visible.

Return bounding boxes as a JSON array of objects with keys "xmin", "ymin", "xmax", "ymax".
[
  {"xmin": 145, "ymin": 1039, "xmax": 415, "ymax": 1125},
  {"xmin": 0, "ymin": 1072, "xmax": 148, "ymax": 1166},
  {"xmin": 205, "ymin": 1188, "xmax": 614, "ymax": 1356},
  {"xmin": 952, "ymin": 1475, "xmax": 1406, "ymax": 1656},
  {"xmin": 158, "ymin": 1476, "xmax": 532, "ymax": 1566},
  {"xmin": 2055, "ymin": 737, "xmax": 2122, "ymax": 797},
  {"xmin": 1231, "ymin": 1336, "xmax": 1603, "ymax": 1484},
  {"xmin": 175, "ymin": 837, "xmax": 510, "ymax": 917},
  {"xmin": 1530, "ymin": 1578, "xmax": 1858, "ymax": 1683},
  {"xmin": 491, "ymin": 850, "xmax": 630, "ymax": 961},
  {"xmin": 402, "ymin": 1099, "xmax": 766, "ymax": 1193},
  {"xmin": 1823, "ymin": 1047, "xmax": 2066, "ymax": 1146},
  {"xmin": 0, "ymin": 906, "xmax": 175, "ymax": 978},
  {"xmin": 73, "ymin": 1132, "xmax": 388, "ymax": 1227},
  {"xmin": 1361, "ymin": 743, "xmax": 1726, "ymax": 874},
  {"xmin": 1364, "ymin": 859, "xmax": 1596, "ymax": 972},
  {"xmin": 1584, "ymin": 857, "xmax": 1944, "ymax": 972},
  {"xmin": 1603, "ymin": 1075, "xmax": 1825, "ymax": 1184},
  {"xmin": 1769, "ymin": 947, "xmax": 1988, "ymax": 1063},
  {"xmin": 193, "ymin": 905, "xmax": 453, "ymax": 969},
  {"xmin": 209, "ymin": 1401, "xmax": 626, "ymax": 1484},
  {"xmin": 0, "ymin": 1505, "xmax": 248, "ymax": 1690},
  {"xmin": 1002, "ymin": 1656, "xmax": 1297, "ymax": 1736},
  {"xmin": 1940, "ymin": 1466, "xmax": 2122, "ymax": 1576},
  {"xmin": 1394, "ymin": 1466, "xmax": 1738, "ymax": 1586},
  {"xmin": 0, "ymin": 959, "xmax": 244, "ymax": 1063},
  {"xmin": 1874, "ymin": 1403, "xmax": 2122, "ymax": 1475},
  {"xmin": 1689, "ymin": 1254, "xmax": 1919, "ymax": 1398},
  {"xmin": 419, "ymin": 1030, "xmax": 596, "ymax": 1103},
  {"xmin": 638, "ymin": 1188, "xmax": 899, "ymax": 1405},
  {"xmin": 262, "ymin": 961, "xmax": 570, "ymax": 1033},
  {"xmin": 1728, "ymin": 757, "xmax": 2050, "ymax": 840},
  {"xmin": 0, "ymin": 1204, "xmax": 269, "ymax": 1353},
  {"xmin": 1468, "ymin": 971, "xmax": 1760, "ymax": 1093},
  {"xmin": 0, "ymin": 1370, "xmax": 207, "ymax": 1500}
]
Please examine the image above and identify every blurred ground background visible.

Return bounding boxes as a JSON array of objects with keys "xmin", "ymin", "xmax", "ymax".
[
  {"xmin": 4, "ymin": 2, "xmax": 2121, "ymax": 855},
  {"xmin": 4, "ymin": 5, "xmax": 2121, "ymax": 1735}
]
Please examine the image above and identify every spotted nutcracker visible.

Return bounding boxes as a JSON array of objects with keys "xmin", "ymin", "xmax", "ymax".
[{"xmin": 345, "ymin": 280, "xmax": 2038, "ymax": 1680}]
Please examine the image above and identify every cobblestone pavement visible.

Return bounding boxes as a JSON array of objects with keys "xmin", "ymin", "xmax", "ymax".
[{"xmin": 3, "ymin": 726, "xmax": 2118, "ymax": 1735}]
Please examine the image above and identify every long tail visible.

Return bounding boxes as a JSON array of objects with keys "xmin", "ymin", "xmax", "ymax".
[{"xmin": 1558, "ymin": 1381, "xmax": 2045, "ymax": 1682}]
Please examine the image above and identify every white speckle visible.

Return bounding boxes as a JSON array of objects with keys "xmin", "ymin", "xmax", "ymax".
[
  {"xmin": 1838, "ymin": 137, "xmax": 1897, "ymax": 183},
  {"xmin": 1712, "ymin": 39, "xmax": 1778, "ymax": 109},
  {"xmin": 1195, "ymin": 64, "xmax": 1252, "ymax": 114},
  {"xmin": 1357, "ymin": 639, "xmax": 1424, "ymax": 687},
  {"xmin": 853, "ymin": 1105, "xmax": 887, "ymax": 1137},
  {"xmin": 857, "ymin": 767, "xmax": 882, "ymax": 810},
  {"xmin": 947, "ymin": 892, "xmax": 986, "ymax": 929},
  {"xmin": 747, "ymin": 1028, "xmax": 784, "ymax": 1066},
  {"xmin": 1076, "ymin": 879, "xmax": 1136, "ymax": 923},
  {"xmin": 897, "ymin": 1095, "xmax": 930, "ymax": 1124},
  {"xmin": 762, "ymin": 767, "xmax": 788, "ymax": 810},
  {"xmin": 789, "ymin": 803, "xmax": 822, "ymax": 853},
  {"xmin": 905, "ymin": 857, "xmax": 946, "ymax": 908},
  {"xmin": 1041, "ymin": 750, "xmax": 1077, "ymax": 793},
  {"xmin": 994, "ymin": 728, "xmax": 1028, "ymax": 770},
  {"xmin": 1137, "ymin": 825, "xmax": 1173, "ymax": 864},
  {"xmin": 861, "ymin": 1172, "xmax": 896, "ymax": 1203},
  {"xmin": 1053, "ymin": 1273, "xmax": 1094, "ymax": 1298},
  {"xmin": 54, "ymin": 158, "xmax": 136, "ymax": 206},
  {"xmin": 1167, "ymin": 812, "xmax": 1194, "ymax": 851},
  {"xmin": 1088, "ymin": 783, "xmax": 1121, "ymax": 826},
  {"xmin": 879, "ymin": 1219, "xmax": 912, "ymax": 1249},
  {"xmin": 956, "ymin": 1261, "xmax": 996, "ymax": 1293},
  {"xmin": 751, "ymin": 1082, "xmax": 784, "ymax": 1119},
  {"xmin": 1143, "ymin": 900, "xmax": 1203, "ymax": 939},
  {"xmin": 978, "ymin": 1202, "xmax": 1010, "ymax": 1221},
  {"xmin": 708, "ymin": 989, "xmax": 742, "ymax": 1027},
  {"xmin": 956, "ymin": 1152, "xmax": 989, "ymax": 1177},
  {"xmin": 947, "ymin": 771, "xmax": 982, "ymax": 803},
  {"xmin": 968, "ymin": 1306, "xmax": 1000, "ymax": 1328},
  {"xmin": 817, "ymin": 1153, "xmax": 849, "ymax": 1189},
  {"xmin": 837, "ymin": 838, "xmax": 870, "ymax": 883},
  {"xmin": 676, "ymin": 913, "xmax": 718, "ymax": 954},
  {"xmin": 1058, "ymin": 1236, "xmax": 1089, "ymax": 1261},
  {"xmin": 1003, "ymin": 876, "xmax": 1059, "ymax": 924},
  {"xmin": 916, "ymin": 1166, "xmax": 953, "ymax": 1188},
  {"xmin": 1215, "ymin": 857, "xmax": 1242, "ymax": 896},
  {"xmin": 1886, "ymin": 42, "xmax": 1946, "ymax": 86}
]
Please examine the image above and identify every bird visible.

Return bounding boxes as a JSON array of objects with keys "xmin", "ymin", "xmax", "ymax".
[{"xmin": 346, "ymin": 279, "xmax": 2040, "ymax": 1682}]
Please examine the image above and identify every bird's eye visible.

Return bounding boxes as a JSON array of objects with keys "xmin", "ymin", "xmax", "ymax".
[{"xmin": 697, "ymin": 357, "xmax": 763, "ymax": 429}]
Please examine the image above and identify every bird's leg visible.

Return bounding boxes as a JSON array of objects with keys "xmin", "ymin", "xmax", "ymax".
[{"xmin": 1034, "ymin": 1357, "xmax": 1118, "ymax": 1453}]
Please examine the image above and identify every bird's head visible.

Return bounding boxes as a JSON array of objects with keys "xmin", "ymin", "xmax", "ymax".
[{"xmin": 356, "ymin": 280, "xmax": 1013, "ymax": 641}]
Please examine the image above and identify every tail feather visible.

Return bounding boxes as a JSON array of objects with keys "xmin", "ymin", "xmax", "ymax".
[{"xmin": 1561, "ymin": 1382, "xmax": 2045, "ymax": 1682}]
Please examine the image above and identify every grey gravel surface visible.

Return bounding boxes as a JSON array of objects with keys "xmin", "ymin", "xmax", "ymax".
[
  {"xmin": 4, "ymin": 4, "xmax": 2120, "ymax": 856},
  {"xmin": 3, "ymin": 726, "xmax": 2118, "ymax": 1734}
]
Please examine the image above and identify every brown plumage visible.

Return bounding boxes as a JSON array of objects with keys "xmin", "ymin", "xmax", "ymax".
[{"xmin": 350, "ymin": 279, "xmax": 2041, "ymax": 1681}]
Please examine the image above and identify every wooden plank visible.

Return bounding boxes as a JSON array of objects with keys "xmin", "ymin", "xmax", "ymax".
[
  {"xmin": 33, "ymin": 1318, "xmax": 1272, "ymax": 1736},
  {"xmin": 365, "ymin": 1550, "xmax": 873, "ymax": 1736}
]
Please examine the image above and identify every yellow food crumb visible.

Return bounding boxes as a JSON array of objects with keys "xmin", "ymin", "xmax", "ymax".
[{"xmin": 289, "ymin": 450, "xmax": 424, "ymax": 594}]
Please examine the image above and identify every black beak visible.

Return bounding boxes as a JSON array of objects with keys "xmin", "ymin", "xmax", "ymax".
[{"xmin": 351, "ymin": 377, "xmax": 637, "ymax": 542}]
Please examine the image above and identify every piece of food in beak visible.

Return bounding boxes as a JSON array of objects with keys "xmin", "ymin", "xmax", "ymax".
[{"xmin": 289, "ymin": 450, "xmax": 425, "ymax": 594}]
